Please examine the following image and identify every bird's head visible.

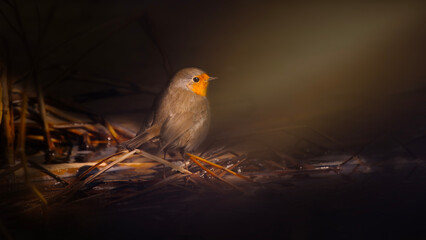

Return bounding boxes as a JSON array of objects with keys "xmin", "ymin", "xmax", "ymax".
[{"xmin": 171, "ymin": 67, "xmax": 217, "ymax": 97}]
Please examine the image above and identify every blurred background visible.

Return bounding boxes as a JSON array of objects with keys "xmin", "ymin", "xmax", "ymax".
[{"xmin": 1, "ymin": 0, "xmax": 426, "ymax": 158}]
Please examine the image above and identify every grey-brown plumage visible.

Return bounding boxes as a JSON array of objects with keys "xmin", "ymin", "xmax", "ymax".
[{"xmin": 121, "ymin": 67, "xmax": 212, "ymax": 153}]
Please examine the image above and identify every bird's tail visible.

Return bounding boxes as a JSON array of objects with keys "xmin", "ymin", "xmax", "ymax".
[{"xmin": 118, "ymin": 125, "xmax": 160, "ymax": 150}]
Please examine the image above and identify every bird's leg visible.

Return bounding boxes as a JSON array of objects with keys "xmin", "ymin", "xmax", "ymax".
[
  {"xmin": 163, "ymin": 149, "xmax": 168, "ymax": 160},
  {"xmin": 179, "ymin": 148, "xmax": 186, "ymax": 160},
  {"xmin": 160, "ymin": 148, "xmax": 171, "ymax": 178},
  {"xmin": 179, "ymin": 148, "xmax": 189, "ymax": 170},
  {"xmin": 186, "ymin": 153, "xmax": 251, "ymax": 182},
  {"xmin": 162, "ymin": 145, "xmax": 175, "ymax": 160}
]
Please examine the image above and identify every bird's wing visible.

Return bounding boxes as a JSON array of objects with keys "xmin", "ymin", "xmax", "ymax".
[
  {"xmin": 136, "ymin": 112, "xmax": 155, "ymax": 135},
  {"xmin": 119, "ymin": 125, "xmax": 160, "ymax": 150},
  {"xmin": 160, "ymin": 112, "xmax": 194, "ymax": 151}
]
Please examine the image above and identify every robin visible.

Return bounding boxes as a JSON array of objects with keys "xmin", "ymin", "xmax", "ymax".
[{"xmin": 120, "ymin": 67, "xmax": 216, "ymax": 154}]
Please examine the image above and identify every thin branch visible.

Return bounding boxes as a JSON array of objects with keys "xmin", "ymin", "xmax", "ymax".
[
  {"xmin": 32, "ymin": 0, "xmax": 42, "ymax": 59},
  {"xmin": 188, "ymin": 155, "xmax": 243, "ymax": 192},
  {"xmin": 1, "ymin": 0, "xmax": 14, "ymax": 8},
  {"xmin": 28, "ymin": 160, "xmax": 69, "ymax": 186},
  {"xmin": 0, "ymin": 7, "xmax": 23, "ymax": 39},
  {"xmin": 218, "ymin": 155, "xmax": 247, "ymax": 178},
  {"xmin": 16, "ymin": 79, "xmax": 48, "ymax": 208},
  {"xmin": 138, "ymin": 16, "xmax": 172, "ymax": 78},
  {"xmin": 39, "ymin": 0, "xmax": 58, "ymax": 48},
  {"xmin": 338, "ymin": 135, "xmax": 378, "ymax": 169},
  {"xmin": 34, "ymin": 72, "xmax": 56, "ymax": 162},
  {"xmin": 11, "ymin": 0, "xmax": 34, "ymax": 63},
  {"xmin": 187, "ymin": 153, "xmax": 251, "ymax": 182},
  {"xmin": 0, "ymin": 162, "xmax": 23, "ymax": 179},
  {"xmin": 43, "ymin": 20, "xmax": 135, "ymax": 90},
  {"xmin": 82, "ymin": 150, "xmax": 138, "ymax": 185},
  {"xmin": 0, "ymin": 65, "xmax": 14, "ymax": 165},
  {"xmin": 70, "ymin": 72, "xmax": 158, "ymax": 93},
  {"xmin": 76, "ymin": 151, "xmax": 123, "ymax": 181},
  {"xmin": 138, "ymin": 150, "xmax": 192, "ymax": 175},
  {"xmin": 40, "ymin": 15, "xmax": 132, "ymax": 61},
  {"xmin": 103, "ymin": 120, "xmax": 120, "ymax": 144},
  {"xmin": 50, "ymin": 150, "xmax": 138, "ymax": 204},
  {"xmin": 29, "ymin": 183, "xmax": 48, "ymax": 206}
]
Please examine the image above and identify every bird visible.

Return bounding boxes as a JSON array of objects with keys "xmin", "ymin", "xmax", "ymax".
[{"xmin": 120, "ymin": 67, "xmax": 216, "ymax": 155}]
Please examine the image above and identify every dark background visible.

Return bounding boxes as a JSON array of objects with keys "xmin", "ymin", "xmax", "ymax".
[
  {"xmin": 2, "ymin": 0, "xmax": 426, "ymax": 150},
  {"xmin": 1, "ymin": 0, "xmax": 426, "ymax": 239}
]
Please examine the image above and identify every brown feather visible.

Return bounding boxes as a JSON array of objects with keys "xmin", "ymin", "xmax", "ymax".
[{"xmin": 119, "ymin": 67, "xmax": 210, "ymax": 152}]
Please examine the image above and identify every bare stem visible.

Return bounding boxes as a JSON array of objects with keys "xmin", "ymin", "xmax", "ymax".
[
  {"xmin": 0, "ymin": 65, "xmax": 14, "ymax": 166},
  {"xmin": 17, "ymin": 78, "xmax": 48, "ymax": 207},
  {"xmin": 34, "ymin": 73, "xmax": 56, "ymax": 162}
]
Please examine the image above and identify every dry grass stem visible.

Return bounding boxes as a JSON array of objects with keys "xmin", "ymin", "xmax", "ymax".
[
  {"xmin": 34, "ymin": 76, "xmax": 55, "ymax": 162},
  {"xmin": 0, "ymin": 162, "xmax": 23, "ymax": 179},
  {"xmin": 187, "ymin": 153, "xmax": 251, "ymax": 182},
  {"xmin": 28, "ymin": 160, "xmax": 69, "ymax": 186},
  {"xmin": 0, "ymin": 65, "xmax": 14, "ymax": 165},
  {"xmin": 138, "ymin": 150, "xmax": 192, "ymax": 175},
  {"xmin": 82, "ymin": 149, "xmax": 138, "ymax": 185},
  {"xmin": 188, "ymin": 154, "xmax": 243, "ymax": 192}
]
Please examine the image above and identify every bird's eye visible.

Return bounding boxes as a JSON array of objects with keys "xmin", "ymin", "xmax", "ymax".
[{"xmin": 193, "ymin": 77, "xmax": 200, "ymax": 82}]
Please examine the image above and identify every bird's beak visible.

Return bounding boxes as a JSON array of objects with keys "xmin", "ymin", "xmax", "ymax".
[{"xmin": 208, "ymin": 76, "xmax": 218, "ymax": 81}]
